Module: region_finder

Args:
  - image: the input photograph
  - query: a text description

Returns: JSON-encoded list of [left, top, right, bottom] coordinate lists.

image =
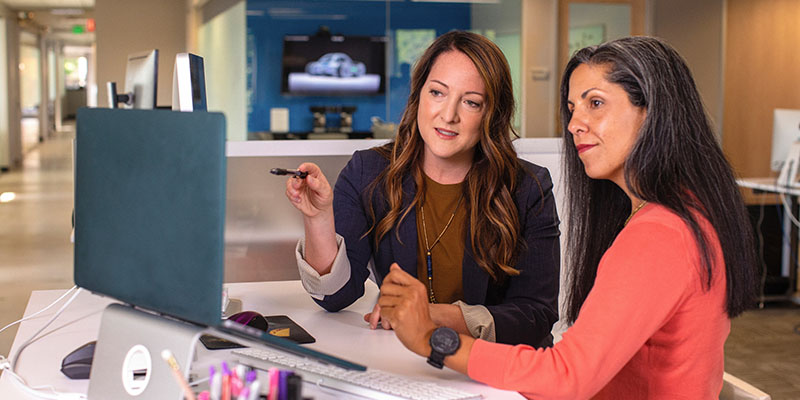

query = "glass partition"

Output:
[[245, 0, 522, 140], [568, 3, 631, 56]]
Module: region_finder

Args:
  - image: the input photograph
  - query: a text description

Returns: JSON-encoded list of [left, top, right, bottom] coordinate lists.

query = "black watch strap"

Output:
[[427, 327, 459, 369], [427, 349, 446, 369]]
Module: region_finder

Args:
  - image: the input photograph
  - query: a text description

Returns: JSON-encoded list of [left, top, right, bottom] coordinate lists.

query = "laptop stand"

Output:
[[88, 303, 204, 399]]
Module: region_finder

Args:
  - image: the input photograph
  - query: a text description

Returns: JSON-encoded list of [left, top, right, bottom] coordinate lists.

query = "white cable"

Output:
[[780, 193, 800, 225], [779, 192, 800, 228], [0, 286, 77, 335], [0, 357, 82, 399], [0, 287, 88, 399], [11, 287, 83, 370], [755, 197, 768, 307]]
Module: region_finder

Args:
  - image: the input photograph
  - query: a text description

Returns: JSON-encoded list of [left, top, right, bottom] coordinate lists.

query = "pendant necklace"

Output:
[[420, 195, 463, 303]]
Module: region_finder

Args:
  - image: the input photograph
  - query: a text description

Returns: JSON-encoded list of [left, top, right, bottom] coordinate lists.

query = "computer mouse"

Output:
[[227, 311, 269, 331], [61, 340, 96, 380]]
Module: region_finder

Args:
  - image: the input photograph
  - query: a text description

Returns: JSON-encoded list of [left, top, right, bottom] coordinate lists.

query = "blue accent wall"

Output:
[[246, 0, 471, 134]]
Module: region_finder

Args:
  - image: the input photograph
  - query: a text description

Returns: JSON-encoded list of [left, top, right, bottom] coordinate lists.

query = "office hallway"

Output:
[[0, 127, 75, 359], [0, 132, 799, 398]]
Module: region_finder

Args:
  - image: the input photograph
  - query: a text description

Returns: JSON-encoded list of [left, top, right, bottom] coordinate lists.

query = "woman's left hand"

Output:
[[378, 264, 437, 357], [363, 303, 393, 330]]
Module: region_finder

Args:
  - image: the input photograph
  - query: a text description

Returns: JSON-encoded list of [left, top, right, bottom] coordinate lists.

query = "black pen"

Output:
[[270, 168, 308, 179]]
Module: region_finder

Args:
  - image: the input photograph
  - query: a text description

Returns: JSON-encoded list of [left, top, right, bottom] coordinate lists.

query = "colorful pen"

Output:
[[246, 379, 261, 400], [231, 370, 243, 397], [237, 387, 250, 400], [236, 365, 248, 383], [278, 371, 291, 400], [210, 366, 222, 400], [161, 349, 197, 400], [286, 373, 301, 400], [221, 362, 231, 400], [268, 368, 279, 400]]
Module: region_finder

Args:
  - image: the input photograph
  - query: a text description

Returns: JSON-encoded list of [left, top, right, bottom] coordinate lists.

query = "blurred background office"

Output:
[[0, 0, 798, 398]]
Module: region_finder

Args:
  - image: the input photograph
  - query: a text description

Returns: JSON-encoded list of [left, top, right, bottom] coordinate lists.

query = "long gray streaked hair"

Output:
[[559, 36, 758, 323]]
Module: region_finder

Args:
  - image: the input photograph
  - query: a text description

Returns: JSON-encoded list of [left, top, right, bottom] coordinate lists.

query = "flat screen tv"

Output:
[[281, 34, 387, 96]]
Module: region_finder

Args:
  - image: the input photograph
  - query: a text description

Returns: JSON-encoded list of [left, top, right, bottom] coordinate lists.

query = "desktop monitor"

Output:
[[172, 53, 207, 112], [107, 49, 159, 109], [770, 108, 800, 172]]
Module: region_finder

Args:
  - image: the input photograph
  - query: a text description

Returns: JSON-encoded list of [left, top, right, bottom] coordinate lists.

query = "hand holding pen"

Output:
[[280, 163, 333, 219], [280, 162, 338, 276]]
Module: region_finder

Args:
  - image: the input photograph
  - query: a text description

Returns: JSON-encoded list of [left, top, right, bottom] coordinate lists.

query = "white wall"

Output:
[[199, 0, 247, 141], [1, 7, 22, 168], [522, 0, 558, 138], [95, 0, 187, 108], [0, 16, 8, 169], [653, 0, 724, 136]]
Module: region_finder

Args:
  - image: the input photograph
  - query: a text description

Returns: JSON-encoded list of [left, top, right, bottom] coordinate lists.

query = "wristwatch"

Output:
[[427, 327, 460, 369]]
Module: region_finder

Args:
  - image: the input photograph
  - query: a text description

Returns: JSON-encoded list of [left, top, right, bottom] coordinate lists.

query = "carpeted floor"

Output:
[[724, 301, 800, 399]]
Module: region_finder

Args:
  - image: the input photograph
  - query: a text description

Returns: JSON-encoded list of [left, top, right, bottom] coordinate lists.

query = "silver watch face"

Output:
[[431, 327, 460, 354]]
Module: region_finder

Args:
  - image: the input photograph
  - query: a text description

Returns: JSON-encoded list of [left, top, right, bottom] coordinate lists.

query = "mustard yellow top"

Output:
[[415, 174, 467, 304]]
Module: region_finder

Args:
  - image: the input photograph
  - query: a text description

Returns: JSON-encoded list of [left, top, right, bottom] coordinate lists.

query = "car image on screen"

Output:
[[305, 53, 367, 78]]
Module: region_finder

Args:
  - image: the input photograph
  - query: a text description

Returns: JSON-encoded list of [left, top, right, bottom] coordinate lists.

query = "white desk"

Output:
[[737, 177, 800, 197], [737, 178, 800, 302], [0, 281, 522, 399]]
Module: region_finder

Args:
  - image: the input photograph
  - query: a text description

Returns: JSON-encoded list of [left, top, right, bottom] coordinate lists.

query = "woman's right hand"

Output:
[[285, 162, 333, 219]]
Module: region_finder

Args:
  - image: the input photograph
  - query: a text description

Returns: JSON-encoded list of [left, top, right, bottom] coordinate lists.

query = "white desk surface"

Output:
[[0, 281, 522, 399], [737, 177, 800, 196]]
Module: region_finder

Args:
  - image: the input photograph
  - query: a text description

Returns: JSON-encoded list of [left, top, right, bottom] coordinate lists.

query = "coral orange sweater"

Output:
[[467, 204, 729, 399]]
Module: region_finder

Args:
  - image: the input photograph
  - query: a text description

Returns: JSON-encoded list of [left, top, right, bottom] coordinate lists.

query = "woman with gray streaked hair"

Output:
[[376, 36, 758, 399]]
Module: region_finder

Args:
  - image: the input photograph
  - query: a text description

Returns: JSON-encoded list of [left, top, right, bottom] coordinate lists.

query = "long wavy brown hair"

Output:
[[367, 31, 523, 281]]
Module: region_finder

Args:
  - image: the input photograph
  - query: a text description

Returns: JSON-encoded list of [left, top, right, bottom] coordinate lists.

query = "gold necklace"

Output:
[[625, 200, 648, 226], [420, 195, 463, 303]]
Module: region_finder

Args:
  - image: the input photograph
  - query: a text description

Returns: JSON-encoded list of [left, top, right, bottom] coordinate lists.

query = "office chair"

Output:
[[719, 372, 771, 400]]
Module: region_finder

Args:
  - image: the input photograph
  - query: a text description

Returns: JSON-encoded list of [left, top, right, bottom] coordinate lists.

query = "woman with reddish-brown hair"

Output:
[[283, 31, 561, 347]]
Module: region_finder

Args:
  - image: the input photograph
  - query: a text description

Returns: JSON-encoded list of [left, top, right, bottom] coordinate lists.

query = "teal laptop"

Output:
[[74, 108, 364, 372], [75, 108, 227, 326]]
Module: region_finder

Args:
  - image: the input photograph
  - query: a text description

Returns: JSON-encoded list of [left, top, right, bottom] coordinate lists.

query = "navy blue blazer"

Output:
[[316, 149, 561, 347]]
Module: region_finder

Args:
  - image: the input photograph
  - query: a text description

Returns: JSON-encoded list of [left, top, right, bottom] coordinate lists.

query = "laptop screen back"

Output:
[[74, 108, 226, 327]]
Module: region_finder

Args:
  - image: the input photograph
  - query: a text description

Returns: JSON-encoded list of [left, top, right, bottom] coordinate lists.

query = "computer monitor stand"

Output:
[[777, 141, 800, 187], [87, 303, 204, 399]]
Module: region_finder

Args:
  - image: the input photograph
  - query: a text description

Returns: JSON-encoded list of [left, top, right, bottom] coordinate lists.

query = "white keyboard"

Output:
[[232, 347, 482, 400]]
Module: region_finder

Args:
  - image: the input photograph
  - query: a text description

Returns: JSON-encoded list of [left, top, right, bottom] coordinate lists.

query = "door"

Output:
[[558, 0, 645, 74]]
